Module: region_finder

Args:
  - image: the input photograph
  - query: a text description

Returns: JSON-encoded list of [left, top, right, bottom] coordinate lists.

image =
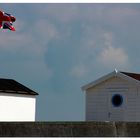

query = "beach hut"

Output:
[[0, 78, 38, 121], [82, 70, 140, 121]]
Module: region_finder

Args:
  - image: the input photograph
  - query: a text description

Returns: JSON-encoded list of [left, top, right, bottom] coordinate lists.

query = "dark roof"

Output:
[[121, 72, 140, 81], [0, 78, 38, 96]]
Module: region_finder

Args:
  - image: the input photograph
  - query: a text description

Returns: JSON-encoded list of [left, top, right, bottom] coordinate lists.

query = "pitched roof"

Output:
[[120, 72, 140, 81], [82, 70, 140, 90], [0, 78, 38, 96]]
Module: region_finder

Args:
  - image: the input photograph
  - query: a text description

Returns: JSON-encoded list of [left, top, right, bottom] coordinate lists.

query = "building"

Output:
[[82, 70, 140, 121], [0, 78, 38, 121]]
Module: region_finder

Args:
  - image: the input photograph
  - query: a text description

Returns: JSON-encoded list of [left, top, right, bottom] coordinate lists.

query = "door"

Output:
[[108, 90, 126, 121]]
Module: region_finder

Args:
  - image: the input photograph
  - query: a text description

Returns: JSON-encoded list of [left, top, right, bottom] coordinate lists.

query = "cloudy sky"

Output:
[[0, 3, 140, 121]]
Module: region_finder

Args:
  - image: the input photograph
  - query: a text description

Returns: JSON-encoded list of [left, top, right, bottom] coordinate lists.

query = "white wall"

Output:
[[0, 93, 36, 121], [86, 88, 108, 121]]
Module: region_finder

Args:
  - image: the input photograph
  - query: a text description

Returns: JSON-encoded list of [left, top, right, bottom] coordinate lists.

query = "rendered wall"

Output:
[[0, 122, 140, 137], [0, 93, 36, 121]]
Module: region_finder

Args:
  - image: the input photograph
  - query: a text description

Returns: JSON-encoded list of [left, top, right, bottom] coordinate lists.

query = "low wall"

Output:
[[0, 122, 139, 137]]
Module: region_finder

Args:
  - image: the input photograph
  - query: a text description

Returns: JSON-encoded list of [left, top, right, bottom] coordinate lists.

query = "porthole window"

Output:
[[111, 94, 123, 107]]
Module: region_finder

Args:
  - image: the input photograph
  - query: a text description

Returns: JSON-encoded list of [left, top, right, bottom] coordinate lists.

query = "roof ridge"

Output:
[[82, 70, 140, 90]]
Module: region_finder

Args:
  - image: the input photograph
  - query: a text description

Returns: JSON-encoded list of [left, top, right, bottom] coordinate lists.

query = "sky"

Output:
[[0, 3, 140, 121]]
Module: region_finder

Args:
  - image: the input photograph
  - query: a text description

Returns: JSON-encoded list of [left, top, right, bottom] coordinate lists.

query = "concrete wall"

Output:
[[0, 122, 140, 137], [0, 93, 36, 121]]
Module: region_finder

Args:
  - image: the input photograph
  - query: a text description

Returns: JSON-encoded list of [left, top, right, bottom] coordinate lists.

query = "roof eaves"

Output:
[[82, 70, 118, 91], [0, 90, 38, 96], [82, 70, 140, 91], [118, 72, 140, 86]]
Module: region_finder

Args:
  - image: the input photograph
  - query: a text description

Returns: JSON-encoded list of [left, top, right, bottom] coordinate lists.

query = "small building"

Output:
[[0, 78, 38, 121], [82, 70, 140, 122]]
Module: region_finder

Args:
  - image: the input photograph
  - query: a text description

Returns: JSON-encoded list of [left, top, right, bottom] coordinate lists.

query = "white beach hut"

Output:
[[82, 70, 140, 121], [0, 78, 38, 121]]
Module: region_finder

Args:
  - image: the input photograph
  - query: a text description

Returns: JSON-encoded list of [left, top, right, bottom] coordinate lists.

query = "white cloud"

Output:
[[78, 27, 129, 71], [38, 4, 140, 25], [70, 64, 88, 78], [0, 4, 133, 82], [104, 7, 140, 24], [97, 31, 129, 67], [0, 18, 61, 58], [0, 18, 56, 82], [14, 18, 26, 32], [98, 46, 128, 67], [40, 4, 80, 23], [103, 32, 113, 47], [33, 20, 60, 42]]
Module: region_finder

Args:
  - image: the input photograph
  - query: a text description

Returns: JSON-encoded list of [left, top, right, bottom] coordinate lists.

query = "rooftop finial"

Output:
[[115, 68, 118, 73]]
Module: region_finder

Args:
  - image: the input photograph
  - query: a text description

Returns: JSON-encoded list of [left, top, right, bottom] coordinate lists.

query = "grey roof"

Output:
[[0, 78, 38, 96]]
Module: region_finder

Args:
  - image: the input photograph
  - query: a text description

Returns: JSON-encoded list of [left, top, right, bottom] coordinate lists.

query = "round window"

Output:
[[111, 94, 123, 107]]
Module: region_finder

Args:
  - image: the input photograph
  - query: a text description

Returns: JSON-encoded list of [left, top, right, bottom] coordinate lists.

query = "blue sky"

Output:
[[0, 3, 140, 121]]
